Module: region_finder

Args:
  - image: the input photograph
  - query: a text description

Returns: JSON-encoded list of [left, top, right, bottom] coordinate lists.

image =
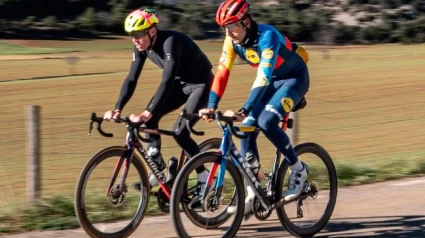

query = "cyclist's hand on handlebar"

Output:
[[129, 113, 142, 123], [198, 108, 215, 122], [223, 110, 245, 122], [141, 110, 152, 122], [130, 110, 152, 123], [103, 109, 121, 121]]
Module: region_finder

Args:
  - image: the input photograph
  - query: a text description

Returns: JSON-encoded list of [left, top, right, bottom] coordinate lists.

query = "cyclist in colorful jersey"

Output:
[[199, 0, 310, 216], [104, 8, 213, 192]]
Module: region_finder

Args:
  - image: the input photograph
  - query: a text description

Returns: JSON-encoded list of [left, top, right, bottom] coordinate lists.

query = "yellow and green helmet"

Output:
[[124, 8, 159, 33]]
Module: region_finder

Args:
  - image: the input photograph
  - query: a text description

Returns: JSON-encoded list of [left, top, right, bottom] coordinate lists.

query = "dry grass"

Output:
[[1, 39, 425, 210]]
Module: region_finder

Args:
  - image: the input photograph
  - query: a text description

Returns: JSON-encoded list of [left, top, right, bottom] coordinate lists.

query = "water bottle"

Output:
[[147, 147, 166, 185], [147, 147, 166, 171], [246, 152, 265, 181], [148, 173, 159, 187], [166, 156, 178, 184]]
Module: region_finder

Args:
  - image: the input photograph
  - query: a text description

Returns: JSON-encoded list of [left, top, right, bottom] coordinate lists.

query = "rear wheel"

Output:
[[276, 143, 338, 237], [74, 146, 149, 238]]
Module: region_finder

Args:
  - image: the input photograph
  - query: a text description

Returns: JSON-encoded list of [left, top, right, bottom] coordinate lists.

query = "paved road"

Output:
[[3, 177, 425, 238]]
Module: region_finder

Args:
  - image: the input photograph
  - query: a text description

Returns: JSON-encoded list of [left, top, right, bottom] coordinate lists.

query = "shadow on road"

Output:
[[217, 215, 425, 238], [321, 215, 425, 238]]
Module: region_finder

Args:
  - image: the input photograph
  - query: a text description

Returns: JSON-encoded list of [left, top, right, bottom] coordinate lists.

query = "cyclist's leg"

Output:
[[173, 71, 214, 167], [240, 83, 277, 163], [240, 117, 260, 163], [228, 92, 274, 216], [176, 72, 215, 208], [257, 70, 309, 200], [144, 83, 187, 169], [233, 125, 260, 216], [131, 84, 187, 190]]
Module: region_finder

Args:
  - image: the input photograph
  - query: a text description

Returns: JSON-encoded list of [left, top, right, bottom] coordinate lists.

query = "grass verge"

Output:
[[0, 40, 76, 55]]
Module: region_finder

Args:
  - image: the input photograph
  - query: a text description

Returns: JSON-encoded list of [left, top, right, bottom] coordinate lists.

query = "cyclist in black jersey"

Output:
[[103, 8, 213, 193]]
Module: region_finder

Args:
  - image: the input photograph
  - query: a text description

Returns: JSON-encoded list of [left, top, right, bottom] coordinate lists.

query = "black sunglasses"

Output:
[[129, 30, 149, 38]]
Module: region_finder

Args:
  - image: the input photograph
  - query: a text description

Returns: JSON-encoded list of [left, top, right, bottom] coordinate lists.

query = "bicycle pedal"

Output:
[[244, 212, 254, 221], [180, 196, 192, 204]]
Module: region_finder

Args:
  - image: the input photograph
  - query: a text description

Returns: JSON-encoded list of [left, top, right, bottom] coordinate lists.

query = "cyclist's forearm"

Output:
[[115, 47, 146, 110], [207, 65, 231, 109], [145, 54, 179, 113], [146, 36, 181, 113], [115, 76, 138, 110], [207, 91, 220, 109]]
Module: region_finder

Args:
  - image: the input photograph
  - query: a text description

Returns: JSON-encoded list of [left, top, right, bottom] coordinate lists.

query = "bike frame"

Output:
[[106, 127, 180, 199], [203, 114, 292, 211], [88, 110, 201, 201]]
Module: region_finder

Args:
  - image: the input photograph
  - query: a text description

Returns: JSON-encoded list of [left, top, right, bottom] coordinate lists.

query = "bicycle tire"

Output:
[[74, 146, 149, 238], [182, 137, 235, 228], [198, 137, 222, 153], [170, 152, 245, 238], [275, 142, 338, 238]]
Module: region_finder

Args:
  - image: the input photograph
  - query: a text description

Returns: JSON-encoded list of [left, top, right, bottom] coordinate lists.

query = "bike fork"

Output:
[[106, 149, 133, 195]]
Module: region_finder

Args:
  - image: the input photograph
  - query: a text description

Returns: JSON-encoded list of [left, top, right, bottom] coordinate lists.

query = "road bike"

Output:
[[170, 97, 338, 237], [74, 109, 225, 238]]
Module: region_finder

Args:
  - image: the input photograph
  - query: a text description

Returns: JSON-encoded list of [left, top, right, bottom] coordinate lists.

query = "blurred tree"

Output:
[[42, 16, 57, 27], [0, 0, 424, 43], [76, 7, 97, 30], [333, 23, 359, 44]]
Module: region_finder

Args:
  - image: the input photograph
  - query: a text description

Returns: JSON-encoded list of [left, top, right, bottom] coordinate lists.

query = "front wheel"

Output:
[[74, 146, 149, 238], [275, 143, 338, 237], [181, 137, 230, 228], [170, 152, 245, 238]]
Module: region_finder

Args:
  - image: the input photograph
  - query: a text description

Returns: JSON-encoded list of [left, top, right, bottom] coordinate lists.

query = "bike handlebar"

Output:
[[200, 111, 248, 139], [178, 109, 205, 136], [88, 109, 206, 141], [88, 112, 115, 138]]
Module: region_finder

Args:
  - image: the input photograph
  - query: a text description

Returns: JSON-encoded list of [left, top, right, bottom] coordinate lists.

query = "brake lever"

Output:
[[88, 112, 98, 136], [88, 112, 114, 137], [88, 120, 94, 136]]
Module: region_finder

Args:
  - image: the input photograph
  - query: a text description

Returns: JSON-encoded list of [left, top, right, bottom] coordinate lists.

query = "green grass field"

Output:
[[0, 38, 425, 232]]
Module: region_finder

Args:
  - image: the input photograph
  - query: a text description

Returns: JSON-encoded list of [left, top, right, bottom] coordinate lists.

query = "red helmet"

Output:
[[216, 0, 251, 26]]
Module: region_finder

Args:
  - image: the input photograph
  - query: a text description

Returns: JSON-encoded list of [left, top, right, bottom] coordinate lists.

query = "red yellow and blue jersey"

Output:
[[208, 24, 308, 112]]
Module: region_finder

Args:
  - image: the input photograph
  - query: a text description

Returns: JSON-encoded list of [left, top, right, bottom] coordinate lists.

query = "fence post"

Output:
[[26, 105, 41, 203], [288, 112, 298, 146]]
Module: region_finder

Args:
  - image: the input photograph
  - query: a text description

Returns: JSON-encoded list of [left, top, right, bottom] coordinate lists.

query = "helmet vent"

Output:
[[231, 3, 244, 16]]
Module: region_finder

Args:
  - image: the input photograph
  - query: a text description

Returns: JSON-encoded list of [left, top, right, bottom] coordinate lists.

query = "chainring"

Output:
[[252, 196, 272, 221]]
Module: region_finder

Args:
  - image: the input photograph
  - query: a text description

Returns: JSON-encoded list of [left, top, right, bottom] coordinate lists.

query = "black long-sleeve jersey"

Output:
[[115, 30, 213, 114]]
